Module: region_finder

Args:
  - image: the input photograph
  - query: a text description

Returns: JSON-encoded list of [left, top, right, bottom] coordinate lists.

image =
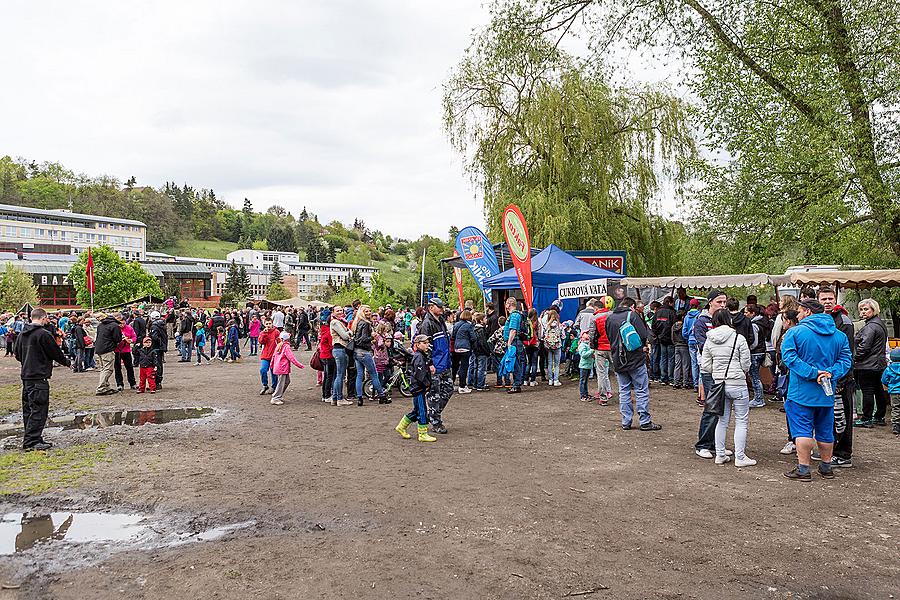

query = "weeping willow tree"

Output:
[[443, 1, 698, 275]]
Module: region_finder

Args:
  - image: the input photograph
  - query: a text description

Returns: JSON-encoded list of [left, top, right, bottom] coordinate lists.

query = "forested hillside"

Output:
[[0, 156, 480, 306]]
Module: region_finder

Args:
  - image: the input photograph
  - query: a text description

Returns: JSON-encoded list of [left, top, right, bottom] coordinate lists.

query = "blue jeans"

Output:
[[473, 355, 488, 389], [688, 344, 700, 388], [249, 337, 258, 355], [467, 356, 477, 387], [548, 348, 561, 382], [512, 340, 526, 387], [525, 346, 539, 382], [406, 393, 428, 425], [616, 364, 651, 426], [332, 347, 348, 401], [355, 350, 384, 398], [181, 339, 193, 362], [750, 354, 765, 404], [658, 344, 674, 383], [579, 367, 592, 398], [260, 358, 278, 389]]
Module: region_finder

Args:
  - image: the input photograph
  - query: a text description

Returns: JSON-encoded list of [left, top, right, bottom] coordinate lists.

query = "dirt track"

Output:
[[1, 350, 898, 600]]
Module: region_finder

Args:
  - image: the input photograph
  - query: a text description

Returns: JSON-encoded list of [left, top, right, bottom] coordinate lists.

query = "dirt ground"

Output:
[[0, 349, 897, 600]]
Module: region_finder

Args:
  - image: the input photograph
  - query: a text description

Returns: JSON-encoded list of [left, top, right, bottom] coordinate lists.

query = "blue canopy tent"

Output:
[[482, 244, 624, 321]]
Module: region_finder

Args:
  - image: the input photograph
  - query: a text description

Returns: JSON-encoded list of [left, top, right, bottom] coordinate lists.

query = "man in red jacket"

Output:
[[593, 296, 614, 404]]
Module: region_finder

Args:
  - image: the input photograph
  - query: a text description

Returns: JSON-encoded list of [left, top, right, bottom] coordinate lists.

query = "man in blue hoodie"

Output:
[[681, 298, 702, 390], [780, 299, 852, 481]]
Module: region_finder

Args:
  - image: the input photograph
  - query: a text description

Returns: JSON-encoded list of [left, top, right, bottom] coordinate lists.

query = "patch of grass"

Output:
[[154, 238, 238, 260], [0, 443, 109, 495], [0, 384, 86, 417], [373, 254, 417, 293]]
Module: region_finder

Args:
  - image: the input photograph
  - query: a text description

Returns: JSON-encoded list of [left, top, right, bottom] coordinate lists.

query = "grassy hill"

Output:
[[155, 239, 239, 259]]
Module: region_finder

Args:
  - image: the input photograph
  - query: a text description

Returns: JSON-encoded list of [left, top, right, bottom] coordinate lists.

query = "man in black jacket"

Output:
[[14, 308, 70, 451], [605, 297, 662, 431], [652, 296, 677, 385], [131, 311, 147, 348], [178, 311, 195, 362], [818, 287, 855, 467], [94, 313, 123, 396]]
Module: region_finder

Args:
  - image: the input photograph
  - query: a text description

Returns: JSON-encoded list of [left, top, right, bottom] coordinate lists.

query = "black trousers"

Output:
[[857, 369, 888, 421], [22, 379, 50, 449], [155, 352, 165, 385], [833, 379, 855, 459], [695, 374, 718, 451], [115, 352, 136, 388], [322, 357, 335, 399]]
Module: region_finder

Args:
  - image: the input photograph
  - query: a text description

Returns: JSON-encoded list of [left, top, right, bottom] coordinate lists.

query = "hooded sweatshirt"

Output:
[[682, 308, 701, 345], [419, 311, 450, 373], [881, 361, 900, 394], [780, 312, 853, 407], [15, 323, 70, 380], [700, 326, 751, 384]]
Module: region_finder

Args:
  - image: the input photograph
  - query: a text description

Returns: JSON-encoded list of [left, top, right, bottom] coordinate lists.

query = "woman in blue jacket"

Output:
[[451, 310, 476, 394]]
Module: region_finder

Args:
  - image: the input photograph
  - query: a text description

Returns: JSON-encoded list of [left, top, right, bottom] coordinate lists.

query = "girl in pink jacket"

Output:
[[270, 331, 305, 405]]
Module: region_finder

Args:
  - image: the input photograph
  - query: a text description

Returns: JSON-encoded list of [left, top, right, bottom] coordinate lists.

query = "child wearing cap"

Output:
[[194, 322, 211, 365], [134, 337, 159, 393], [881, 348, 900, 435], [395, 334, 437, 442], [270, 331, 305, 405]]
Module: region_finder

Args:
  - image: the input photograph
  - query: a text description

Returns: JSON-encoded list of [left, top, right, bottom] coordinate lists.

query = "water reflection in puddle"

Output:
[[0, 511, 254, 556], [0, 408, 215, 438], [0, 512, 146, 555]]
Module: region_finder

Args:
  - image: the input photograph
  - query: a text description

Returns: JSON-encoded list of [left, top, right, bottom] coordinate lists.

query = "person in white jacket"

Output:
[[701, 309, 754, 467]]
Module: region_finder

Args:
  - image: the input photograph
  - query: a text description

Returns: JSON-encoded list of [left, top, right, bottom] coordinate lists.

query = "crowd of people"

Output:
[[5, 287, 898, 468]]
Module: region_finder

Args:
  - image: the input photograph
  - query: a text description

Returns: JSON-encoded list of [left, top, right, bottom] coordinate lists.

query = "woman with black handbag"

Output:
[[700, 309, 754, 467]]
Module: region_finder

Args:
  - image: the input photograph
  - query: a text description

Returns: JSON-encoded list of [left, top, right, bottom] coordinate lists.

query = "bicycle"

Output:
[[363, 366, 413, 399]]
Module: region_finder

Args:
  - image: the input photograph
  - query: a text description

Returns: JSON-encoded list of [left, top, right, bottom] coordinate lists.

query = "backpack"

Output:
[[544, 323, 562, 350], [619, 312, 642, 352], [515, 311, 530, 342]]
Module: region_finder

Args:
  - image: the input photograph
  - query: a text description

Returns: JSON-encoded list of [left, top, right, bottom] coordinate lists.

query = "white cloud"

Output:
[[0, 0, 489, 240]]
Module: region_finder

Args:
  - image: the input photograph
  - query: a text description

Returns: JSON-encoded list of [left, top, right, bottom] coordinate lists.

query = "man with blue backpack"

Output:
[[605, 297, 662, 431]]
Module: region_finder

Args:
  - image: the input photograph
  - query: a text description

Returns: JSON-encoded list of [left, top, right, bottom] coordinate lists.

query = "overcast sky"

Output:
[[1, 1, 497, 240]]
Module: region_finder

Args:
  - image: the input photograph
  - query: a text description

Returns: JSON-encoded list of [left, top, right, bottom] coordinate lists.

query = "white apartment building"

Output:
[[0, 203, 147, 261], [286, 261, 378, 298], [225, 249, 299, 272], [211, 269, 271, 299], [224, 249, 377, 299]]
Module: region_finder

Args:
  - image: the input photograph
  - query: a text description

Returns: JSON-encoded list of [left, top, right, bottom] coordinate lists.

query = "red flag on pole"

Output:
[[86, 247, 95, 294], [502, 203, 533, 309], [452, 250, 465, 309]]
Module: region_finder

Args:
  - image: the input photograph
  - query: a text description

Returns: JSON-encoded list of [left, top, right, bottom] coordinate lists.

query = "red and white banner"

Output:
[[86, 247, 95, 294], [452, 250, 465, 309], [502, 203, 533, 309]]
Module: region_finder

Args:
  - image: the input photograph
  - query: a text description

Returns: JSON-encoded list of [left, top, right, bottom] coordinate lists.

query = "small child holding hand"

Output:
[[395, 334, 437, 442]]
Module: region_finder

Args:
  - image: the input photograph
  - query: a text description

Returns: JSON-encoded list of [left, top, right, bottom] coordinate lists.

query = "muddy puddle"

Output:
[[0, 509, 254, 578], [0, 407, 215, 439]]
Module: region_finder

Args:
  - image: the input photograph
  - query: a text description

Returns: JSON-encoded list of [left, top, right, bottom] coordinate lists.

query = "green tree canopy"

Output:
[[0, 263, 39, 312], [68, 246, 162, 308]]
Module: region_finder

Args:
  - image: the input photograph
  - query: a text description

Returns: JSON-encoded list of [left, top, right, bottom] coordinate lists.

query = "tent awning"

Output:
[[782, 269, 900, 290], [620, 273, 774, 289], [483, 244, 624, 289]]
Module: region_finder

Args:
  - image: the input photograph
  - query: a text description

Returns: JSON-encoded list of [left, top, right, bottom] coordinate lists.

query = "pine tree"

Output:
[[299, 207, 309, 221], [269, 261, 284, 285], [237, 265, 251, 297]]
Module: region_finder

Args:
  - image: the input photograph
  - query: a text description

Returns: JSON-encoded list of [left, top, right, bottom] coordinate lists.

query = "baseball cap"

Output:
[[413, 334, 431, 344], [706, 290, 726, 304], [890, 348, 900, 362], [689, 298, 700, 308], [279, 331, 291, 340], [428, 297, 445, 308], [150, 311, 161, 320]]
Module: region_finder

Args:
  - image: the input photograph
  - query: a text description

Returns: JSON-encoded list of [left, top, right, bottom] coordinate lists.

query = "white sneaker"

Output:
[[695, 449, 714, 459], [323, 397, 331, 402], [714, 455, 732, 465], [724, 449, 733, 456], [735, 456, 757, 467], [780, 441, 796, 455], [553, 381, 562, 386], [270, 398, 283, 405], [458, 387, 472, 394], [336, 399, 353, 406], [549, 381, 554, 386]]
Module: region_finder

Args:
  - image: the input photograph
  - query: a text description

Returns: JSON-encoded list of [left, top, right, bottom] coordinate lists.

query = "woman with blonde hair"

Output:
[[769, 294, 799, 347], [351, 305, 388, 405], [854, 298, 889, 427]]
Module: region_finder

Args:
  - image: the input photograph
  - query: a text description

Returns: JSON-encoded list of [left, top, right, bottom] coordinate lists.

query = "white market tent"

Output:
[[619, 270, 900, 291]]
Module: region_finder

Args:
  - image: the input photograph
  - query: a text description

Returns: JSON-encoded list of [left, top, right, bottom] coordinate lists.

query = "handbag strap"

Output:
[[722, 333, 739, 379]]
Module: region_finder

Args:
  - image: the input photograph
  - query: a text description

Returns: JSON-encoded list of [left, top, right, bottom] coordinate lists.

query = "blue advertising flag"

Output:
[[455, 226, 501, 304]]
